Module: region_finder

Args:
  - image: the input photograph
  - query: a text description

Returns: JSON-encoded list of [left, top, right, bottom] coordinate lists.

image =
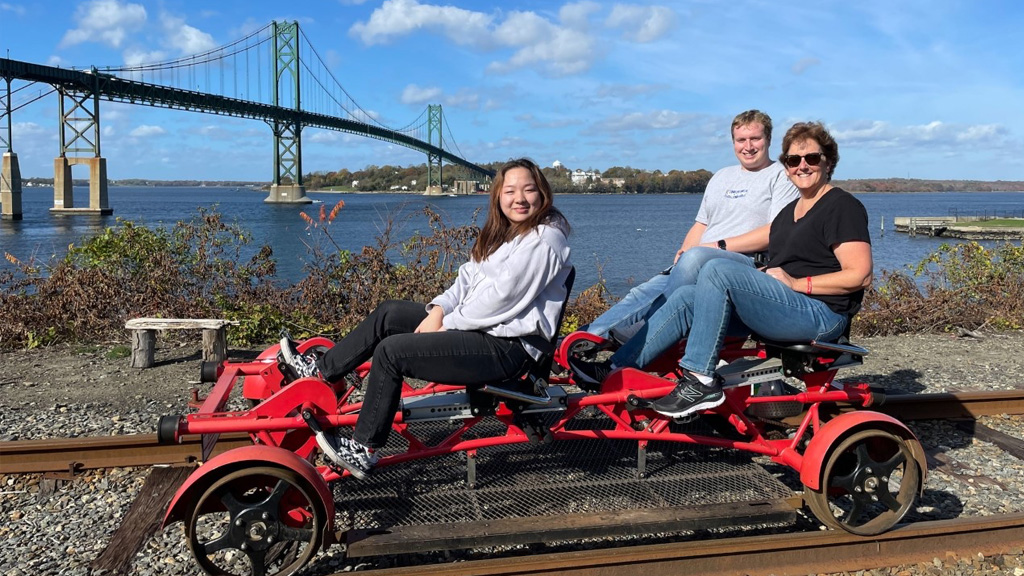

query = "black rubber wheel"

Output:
[[185, 466, 326, 576], [157, 415, 182, 444], [200, 361, 221, 383]]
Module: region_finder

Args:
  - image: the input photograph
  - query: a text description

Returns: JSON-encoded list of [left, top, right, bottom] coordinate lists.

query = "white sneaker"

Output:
[[279, 337, 321, 380], [315, 431, 378, 480]]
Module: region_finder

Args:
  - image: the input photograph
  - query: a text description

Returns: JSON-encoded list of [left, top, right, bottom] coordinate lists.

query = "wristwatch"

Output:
[[717, 239, 727, 250]]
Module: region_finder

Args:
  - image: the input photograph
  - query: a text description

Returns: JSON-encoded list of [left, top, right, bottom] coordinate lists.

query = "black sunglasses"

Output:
[[781, 152, 825, 168]]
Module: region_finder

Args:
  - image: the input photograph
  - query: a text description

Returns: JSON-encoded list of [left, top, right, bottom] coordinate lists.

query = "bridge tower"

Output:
[[1, 75, 23, 220], [265, 20, 311, 204], [424, 104, 443, 195], [52, 67, 112, 215]]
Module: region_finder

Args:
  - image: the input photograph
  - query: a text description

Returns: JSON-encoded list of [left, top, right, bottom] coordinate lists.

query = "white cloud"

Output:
[[60, 0, 147, 48], [349, 0, 493, 46], [401, 84, 481, 110], [489, 15, 597, 76], [441, 89, 480, 109], [1, 3, 27, 15], [831, 120, 1010, 148], [605, 4, 675, 43], [595, 83, 669, 99], [955, 124, 1005, 142], [308, 131, 341, 143], [560, 2, 602, 29], [351, 0, 601, 76], [130, 125, 166, 137], [349, 109, 381, 124], [515, 113, 582, 130], [598, 110, 698, 132], [122, 47, 167, 67], [161, 13, 217, 55], [401, 84, 443, 105], [791, 57, 821, 75], [12, 121, 46, 138]]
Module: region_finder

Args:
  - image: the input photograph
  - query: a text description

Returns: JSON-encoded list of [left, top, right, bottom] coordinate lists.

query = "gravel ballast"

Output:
[[2, 332, 1023, 575]]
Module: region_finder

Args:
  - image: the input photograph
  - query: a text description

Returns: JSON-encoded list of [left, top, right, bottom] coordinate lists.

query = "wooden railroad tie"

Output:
[[124, 317, 239, 369]]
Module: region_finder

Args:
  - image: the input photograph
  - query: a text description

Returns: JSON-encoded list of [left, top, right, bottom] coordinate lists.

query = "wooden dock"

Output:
[[893, 217, 1024, 240]]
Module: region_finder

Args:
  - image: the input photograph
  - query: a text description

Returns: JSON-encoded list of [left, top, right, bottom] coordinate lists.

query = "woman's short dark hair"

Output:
[[781, 122, 840, 181]]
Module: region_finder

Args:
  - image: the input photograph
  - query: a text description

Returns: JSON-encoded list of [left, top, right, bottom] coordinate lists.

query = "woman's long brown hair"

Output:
[[470, 158, 569, 262]]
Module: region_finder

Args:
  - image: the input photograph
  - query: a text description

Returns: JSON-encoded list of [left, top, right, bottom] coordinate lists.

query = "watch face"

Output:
[[718, 239, 727, 250]]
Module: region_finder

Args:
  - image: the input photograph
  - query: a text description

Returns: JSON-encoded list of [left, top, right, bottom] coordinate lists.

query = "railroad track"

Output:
[[357, 513, 1024, 576], [4, 389, 1023, 474], [5, 388, 1023, 575]]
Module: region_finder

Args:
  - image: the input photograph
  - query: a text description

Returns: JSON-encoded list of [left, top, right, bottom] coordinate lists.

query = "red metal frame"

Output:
[[162, 444, 335, 534], [161, 329, 927, 547]]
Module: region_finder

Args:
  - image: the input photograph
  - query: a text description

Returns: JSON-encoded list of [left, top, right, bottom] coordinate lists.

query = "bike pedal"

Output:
[[626, 394, 653, 410]]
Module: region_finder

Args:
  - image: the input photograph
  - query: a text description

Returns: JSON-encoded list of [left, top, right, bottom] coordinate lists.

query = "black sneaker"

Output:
[[650, 371, 725, 418], [315, 431, 378, 480], [279, 337, 322, 381], [567, 356, 613, 391]]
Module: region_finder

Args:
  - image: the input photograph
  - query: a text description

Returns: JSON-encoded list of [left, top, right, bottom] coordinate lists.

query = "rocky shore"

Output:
[[2, 332, 1024, 574]]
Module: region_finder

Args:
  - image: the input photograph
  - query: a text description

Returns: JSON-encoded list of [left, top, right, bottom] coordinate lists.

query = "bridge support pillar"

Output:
[[264, 184, 310, 203], [1, 152, 22, 220], [51, 156, 112, 215]]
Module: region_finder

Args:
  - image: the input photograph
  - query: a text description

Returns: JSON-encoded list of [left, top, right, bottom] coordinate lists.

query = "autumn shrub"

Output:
[[283, 201, 480, 339], [0, 209, 282, 349], [857, 241, 1024, 335], [3, 203, 1021, 352]]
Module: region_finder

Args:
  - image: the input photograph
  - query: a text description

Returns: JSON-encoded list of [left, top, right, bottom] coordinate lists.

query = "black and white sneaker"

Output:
[[315, 431, 378, 480], [650, 371, 725, 418], [567, 356, 613, 391], [279, 337, 322, 381]]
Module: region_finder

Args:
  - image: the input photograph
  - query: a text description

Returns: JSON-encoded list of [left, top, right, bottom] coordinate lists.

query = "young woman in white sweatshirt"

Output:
[[281, 158, 572, 479]]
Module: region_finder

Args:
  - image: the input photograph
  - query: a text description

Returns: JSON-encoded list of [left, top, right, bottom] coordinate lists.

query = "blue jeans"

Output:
[[585, 247, 754, 340], [611, 259, 847, 375]]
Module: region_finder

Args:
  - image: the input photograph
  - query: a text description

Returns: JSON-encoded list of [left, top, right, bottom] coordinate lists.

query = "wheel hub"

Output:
[[233, 508, 281, 551]]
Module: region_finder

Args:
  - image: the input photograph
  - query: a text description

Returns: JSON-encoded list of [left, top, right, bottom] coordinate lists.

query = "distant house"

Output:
[[571, 169, 600, 186]]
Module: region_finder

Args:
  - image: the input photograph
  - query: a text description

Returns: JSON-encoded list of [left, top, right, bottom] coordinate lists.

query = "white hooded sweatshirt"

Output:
[[428, 222, 572, 359]]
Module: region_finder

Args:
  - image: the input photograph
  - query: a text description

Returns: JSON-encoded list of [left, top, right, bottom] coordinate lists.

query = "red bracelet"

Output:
[[806, 276, 812, 295]]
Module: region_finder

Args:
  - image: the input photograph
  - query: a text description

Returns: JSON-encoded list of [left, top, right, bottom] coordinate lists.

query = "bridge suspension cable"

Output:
[[0, 19, 493, 194]]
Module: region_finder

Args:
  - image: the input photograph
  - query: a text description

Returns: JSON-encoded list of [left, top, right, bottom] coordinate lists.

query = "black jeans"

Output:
[[317, 300, 536, 449]]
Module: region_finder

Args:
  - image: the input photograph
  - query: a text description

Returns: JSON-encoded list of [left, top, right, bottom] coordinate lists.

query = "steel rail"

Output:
[[2, 389, 1022, 475], [353, 513, 1024, 576], [0, 432, 251, 474]]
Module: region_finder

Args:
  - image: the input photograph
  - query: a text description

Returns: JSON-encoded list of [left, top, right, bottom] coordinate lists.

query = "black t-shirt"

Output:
[[766, 187, 871, 317]]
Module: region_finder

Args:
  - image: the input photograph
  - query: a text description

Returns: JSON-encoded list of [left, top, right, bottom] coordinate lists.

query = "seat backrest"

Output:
[[470, 266, 575, 409], [528, 266, 575, 377]]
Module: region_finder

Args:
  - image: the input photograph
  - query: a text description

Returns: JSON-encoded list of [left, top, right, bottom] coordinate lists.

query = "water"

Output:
[[2, 187, 1022, 296]]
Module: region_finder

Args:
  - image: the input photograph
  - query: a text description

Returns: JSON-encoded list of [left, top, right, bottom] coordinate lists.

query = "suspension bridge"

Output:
[[0, 21, 493, 220]]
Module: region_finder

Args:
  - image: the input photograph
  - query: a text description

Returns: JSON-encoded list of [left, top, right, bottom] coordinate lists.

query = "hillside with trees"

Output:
[[20, 166, 1024, 195], [832, 178, 1024, 193]]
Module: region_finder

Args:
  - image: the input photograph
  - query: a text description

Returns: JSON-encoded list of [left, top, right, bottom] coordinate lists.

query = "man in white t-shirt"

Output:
[[582, 110, 799, 347]]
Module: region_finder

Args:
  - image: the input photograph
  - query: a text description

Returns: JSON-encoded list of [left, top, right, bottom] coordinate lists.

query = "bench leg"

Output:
[[130, 329, 156, 369], [202, 327, 227, 363]]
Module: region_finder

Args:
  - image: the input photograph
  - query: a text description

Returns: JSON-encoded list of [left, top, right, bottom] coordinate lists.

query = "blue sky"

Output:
[[1, 0, 1022, 182]]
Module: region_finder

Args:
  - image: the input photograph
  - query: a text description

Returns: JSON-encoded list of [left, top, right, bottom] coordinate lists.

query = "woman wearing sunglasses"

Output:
[[569, 121, 872, 419]]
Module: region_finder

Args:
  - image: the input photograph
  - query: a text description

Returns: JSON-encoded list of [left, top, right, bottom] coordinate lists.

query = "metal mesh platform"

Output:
[[331, 411, 793, 533]]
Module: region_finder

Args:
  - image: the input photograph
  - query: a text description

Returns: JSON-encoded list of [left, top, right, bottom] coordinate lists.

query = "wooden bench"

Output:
[[125, 318, 239, 369]]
